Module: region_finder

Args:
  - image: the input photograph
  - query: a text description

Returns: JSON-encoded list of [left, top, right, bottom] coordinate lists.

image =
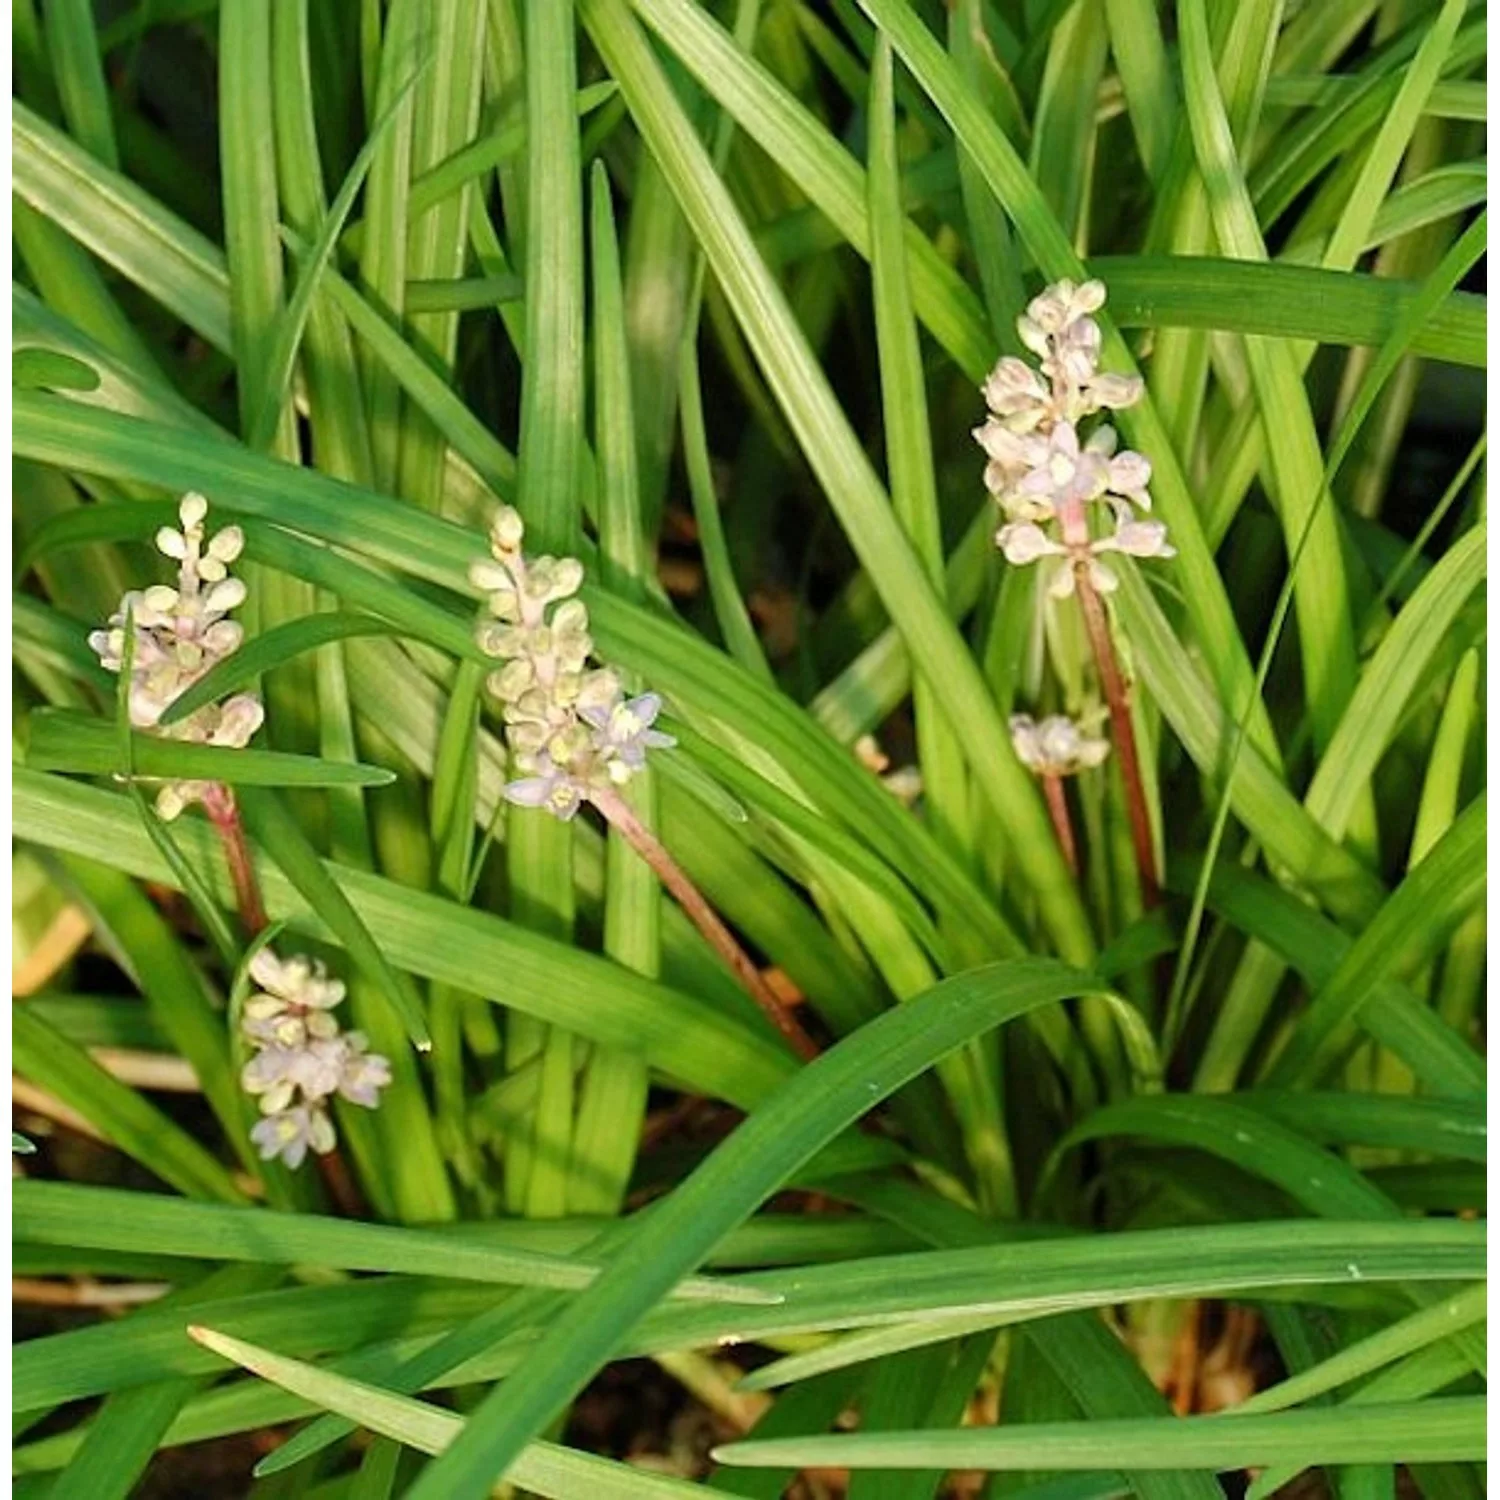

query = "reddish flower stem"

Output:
[[1040, 772, 1079, 877], [591, 785, 821, 1062], [317, 1146, 367, 1217], [203, 785, 267, 936], [1073, 563, 1161, 908]]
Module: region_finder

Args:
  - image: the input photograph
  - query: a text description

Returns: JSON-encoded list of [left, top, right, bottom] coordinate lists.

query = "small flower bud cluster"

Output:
[[470, 506, 675, 820], [86, 497, 390, 1161], [87, 494, 263, 819], [1008, 713, 1110, 778], [974, 280, 1175, 598], [240, 948, 391, 1168], [855, 733, 922, 806]]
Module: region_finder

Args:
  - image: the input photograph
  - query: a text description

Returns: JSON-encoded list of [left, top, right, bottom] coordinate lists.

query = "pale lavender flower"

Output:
[[1009, 713, 1110, 777], [979, 356, 1051, 434], [245, 949, 347, 1020], [240, 1046, 302, 1116], [996, 521, 1066, 568], [250, 1103, 337, 1169], [988, 422, 1154, 523], [88, 495, 263, 818], [581, 693, 676, 772], [502, 754, 587, 820], [289, 1036, 352, 1100], [473, 508, 674, 821], [238, 946, 390, 1167], [1080, 424, 1153, 510], [972, 423, 1051, 512], [1092, 507, 1176, 561], [337, 1034, 392, 1108], [1009, 422, 1111, 513], [975, 280, 1169, 591], [242, 999, 342, 1050], [241, 1032, 347, 1107]]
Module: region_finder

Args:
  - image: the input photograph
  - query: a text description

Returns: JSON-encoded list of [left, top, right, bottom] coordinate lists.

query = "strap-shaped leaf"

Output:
[[25, 708, 396, 789]]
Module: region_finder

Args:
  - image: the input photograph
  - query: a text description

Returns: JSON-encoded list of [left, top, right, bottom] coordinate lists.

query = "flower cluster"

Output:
[[470, 506, 675, 819], [975, 280, 1174, 598], [88, 494, 263, 819], [1009, 713, 1110, 778], [240, 948, 391, 1168], [88, 495, 394, 1164]]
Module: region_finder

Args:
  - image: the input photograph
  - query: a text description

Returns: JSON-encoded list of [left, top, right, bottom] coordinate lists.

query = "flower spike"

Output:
[[471, 506, 676, 817], [88, 494, 393, 1163], [974, 283, 1166, 906], [89, 494, 260, 818], [239, 946, 390, 1168], [975, 280, 1168, 592]]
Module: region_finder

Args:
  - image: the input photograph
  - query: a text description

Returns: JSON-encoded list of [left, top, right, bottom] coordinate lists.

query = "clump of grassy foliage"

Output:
[[10, 0, 1486, 1498]]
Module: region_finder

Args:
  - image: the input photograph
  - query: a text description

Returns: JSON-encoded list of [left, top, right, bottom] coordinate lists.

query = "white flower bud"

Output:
[[1087, 372, 1143, 411], [510, 687, 551, 722], [526, 560, 559, 599], [156, 527, 188, 559], [1017, 315, 1049, 358], [202, 621, 244, 655], [209, 526, 245, 563], [1086, 558, 1120, 594], [478, 623, 526, 658], [1106, 452, 1153, 510], [469, 559, 513, 593], [1074, 280, 1107, 315], [982, 356, 1048, 412], [490, 504, 525, 552], [997, 521, 1065, 567], [1085, 425, 1118, 458], [214, 695, 264, 749], [309, 1110, 337, 1154], [249, 949, 284, 989], [508, 720, 548, 756], [577, 668, 620, 714], [204, 578, 247, 615], [488, 658, 534, 701], [155, 784, 187, 820], [1094, 511, 1175, 560], [1010, 712, 1110, 776], [554, 629, 591, 674], [552, 599, 588, 635]]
